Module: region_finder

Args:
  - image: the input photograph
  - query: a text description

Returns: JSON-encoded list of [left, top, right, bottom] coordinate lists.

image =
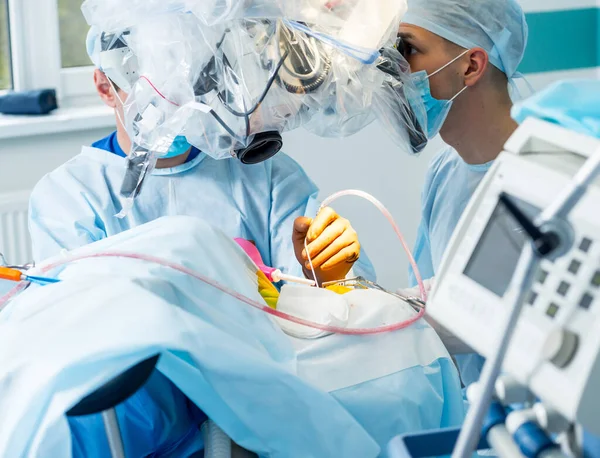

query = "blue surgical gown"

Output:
[[29, 134, 375, 280], [585, 430, 600, 458], [409, 146, 493, 387], [28, 134, 375, 456]]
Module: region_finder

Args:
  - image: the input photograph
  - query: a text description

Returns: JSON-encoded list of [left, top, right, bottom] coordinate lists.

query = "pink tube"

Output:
[[234, 238, 277, 280], [139, 76, 180, 107], [320, 190, 427, 302], [0, 282, 29, 310], [0, 190, 427, 333], [0, 251, 423, 335]]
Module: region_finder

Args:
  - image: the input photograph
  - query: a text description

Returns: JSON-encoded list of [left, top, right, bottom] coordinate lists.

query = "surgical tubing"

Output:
[[0, 251, 424, 335], [513, 423, 559, 458], [0, 191, 427, 332], [0, 282, 28, 309], [202, 420, 232, 458], [320, 190, 427, 302]]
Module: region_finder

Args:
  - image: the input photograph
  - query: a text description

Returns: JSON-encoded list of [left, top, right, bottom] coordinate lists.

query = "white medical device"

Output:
[[428, 117, 600, 437]]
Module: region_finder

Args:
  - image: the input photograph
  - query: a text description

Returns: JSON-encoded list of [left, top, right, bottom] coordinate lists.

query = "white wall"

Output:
[[0, 128, 112, 194], [284, 126, 441, 289]]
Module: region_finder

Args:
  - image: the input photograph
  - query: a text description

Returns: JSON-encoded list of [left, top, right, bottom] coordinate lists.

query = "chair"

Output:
[[66, 354, 161, 458], [66, 353, 258, 458]]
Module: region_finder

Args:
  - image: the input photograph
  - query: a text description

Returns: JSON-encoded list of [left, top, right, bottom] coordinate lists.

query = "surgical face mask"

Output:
[[159, 136, 191, 159], [108, 80, 190, 159], [409, 50, 470, 138]]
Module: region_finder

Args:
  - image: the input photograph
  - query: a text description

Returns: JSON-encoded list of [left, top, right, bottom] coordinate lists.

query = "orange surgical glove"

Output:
[[293, 207, 360, 285]]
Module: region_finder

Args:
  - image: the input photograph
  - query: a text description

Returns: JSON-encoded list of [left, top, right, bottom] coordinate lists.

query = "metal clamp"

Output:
[[322, 276, 425, 312], [0, 253, 34, 271]]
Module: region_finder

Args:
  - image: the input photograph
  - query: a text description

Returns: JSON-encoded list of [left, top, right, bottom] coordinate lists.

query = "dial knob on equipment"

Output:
[[542, 328, 579, 368]]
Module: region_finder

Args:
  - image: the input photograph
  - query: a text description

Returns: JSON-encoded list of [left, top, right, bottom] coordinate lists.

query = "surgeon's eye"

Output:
[[395, 37, 417, 58]]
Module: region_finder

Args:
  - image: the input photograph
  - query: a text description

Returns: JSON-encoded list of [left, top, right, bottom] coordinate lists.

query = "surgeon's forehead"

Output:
[[398, 23, 460, 51], [398, 23, 440, 42]]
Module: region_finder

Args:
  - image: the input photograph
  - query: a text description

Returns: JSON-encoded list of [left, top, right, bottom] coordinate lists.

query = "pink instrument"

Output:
[[234, 238, 315, 286]]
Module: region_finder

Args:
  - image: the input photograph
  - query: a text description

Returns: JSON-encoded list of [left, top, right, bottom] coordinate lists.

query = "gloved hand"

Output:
[[293, 207, 360, 285]]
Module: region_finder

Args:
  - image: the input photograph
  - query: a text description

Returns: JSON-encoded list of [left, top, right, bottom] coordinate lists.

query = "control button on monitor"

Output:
[[568, 260, 582, 275], [557, 281, 570, 297], [528, 291, 538, 305], [592, 271, 600, 288], [579, 237, 593, 253], [580, 293, 593, 310], [546, 303, 559, 318]]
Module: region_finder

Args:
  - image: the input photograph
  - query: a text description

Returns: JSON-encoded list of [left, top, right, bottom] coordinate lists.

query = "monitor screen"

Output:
[[464, 196, 540, 297]]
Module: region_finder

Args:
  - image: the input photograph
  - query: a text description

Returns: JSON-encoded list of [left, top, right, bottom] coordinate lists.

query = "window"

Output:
[[0, 0, 97, 106], [0, 0, 11, 90], [58, 0, 92, 69]]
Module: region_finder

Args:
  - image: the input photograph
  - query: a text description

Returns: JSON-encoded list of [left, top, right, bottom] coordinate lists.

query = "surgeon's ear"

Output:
[[463, 48, 489, 87], [93, 69, 118, 108]]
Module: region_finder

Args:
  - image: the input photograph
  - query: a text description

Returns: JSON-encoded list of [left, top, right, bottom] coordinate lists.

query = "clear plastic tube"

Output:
[[320, 189, 427, 302], [0, 282, 28, 309], [0, 191, 426, 333], [0, 251, 424, 335], [202, 420, 232, 458]]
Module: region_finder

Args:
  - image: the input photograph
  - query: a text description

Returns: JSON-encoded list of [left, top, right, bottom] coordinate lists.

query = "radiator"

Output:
[[0, 191, 32, 266]]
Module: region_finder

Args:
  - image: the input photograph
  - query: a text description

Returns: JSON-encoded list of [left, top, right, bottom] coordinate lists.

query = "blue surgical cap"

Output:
[[86, 26, 101, 68], [403, 0, 528, 78]]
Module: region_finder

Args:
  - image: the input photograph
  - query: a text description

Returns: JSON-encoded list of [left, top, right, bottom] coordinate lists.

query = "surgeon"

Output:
[[26, 26, 373, 457], [398, 0, 528, 387], [28, 30, 374, 287]]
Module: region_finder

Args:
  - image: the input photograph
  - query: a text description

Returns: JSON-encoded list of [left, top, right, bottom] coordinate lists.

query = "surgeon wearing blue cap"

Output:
[[26, 25, 375, 458], [28, 28, 374, 287], [400, 0, 529, 387]]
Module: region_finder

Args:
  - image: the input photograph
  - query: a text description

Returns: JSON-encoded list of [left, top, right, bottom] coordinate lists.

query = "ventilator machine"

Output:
[[390, 117, 600, 458]]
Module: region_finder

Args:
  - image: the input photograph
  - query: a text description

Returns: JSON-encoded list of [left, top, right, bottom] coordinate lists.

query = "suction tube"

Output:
[[1, 190, 427, 334], [320, 190, 427, 302]]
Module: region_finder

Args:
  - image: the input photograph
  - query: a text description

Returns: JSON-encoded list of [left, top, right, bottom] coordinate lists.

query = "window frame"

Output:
[[7, 0, 96, 106], [0, 0, 13, 93]]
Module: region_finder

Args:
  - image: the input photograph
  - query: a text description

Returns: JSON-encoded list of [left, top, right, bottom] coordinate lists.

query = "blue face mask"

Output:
[[159, 136, 192, 159], [409, 50, 469, 138]]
